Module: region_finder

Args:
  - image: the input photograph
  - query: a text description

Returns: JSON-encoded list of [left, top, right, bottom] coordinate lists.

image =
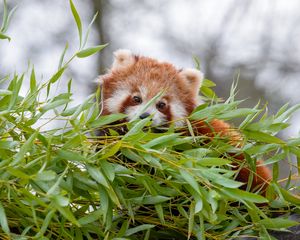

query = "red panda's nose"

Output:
[[139, 112, 150, 119]]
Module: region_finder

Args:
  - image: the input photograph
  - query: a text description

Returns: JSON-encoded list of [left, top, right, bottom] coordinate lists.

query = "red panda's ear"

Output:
[[112, 49, 136, 70], [179, 68, 204, 96]]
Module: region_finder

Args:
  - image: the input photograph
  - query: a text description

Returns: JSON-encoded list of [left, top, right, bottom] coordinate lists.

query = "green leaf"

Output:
[[46, 67, 66, 97], [8, 74, 23, 110], [76, 44, 108, 58], [220, 188, 268, 203], [78, 209, 102, 225], [196, 157, 231, 166], [52, 195, 70, 207], [58, 42, 69, 69], [54, 205, 80, 227], [0, 202, 10, 234], [8, 167, 30, 179], [0, 141, 18, 149], [99, 187, 109, 223], [49, 67, 66, 84], [219, 108, 258, 120], [30, 67, 37, 92], [279, 187, 300, 205], [57, 150, 86, 162], [155, 204, 165, 224], [35, 209, 55, 238], [69, 0, 82, 47], [131, 195, 170, 205], [0, 89, 12, 96], [200, 86, 216, 100], [82, 12, 98, 48], [190, 102, 239, 120], [125, 224, 155, 236], [193, 56, 201, 70], [87, 165, 109, 188], [183, 148, 211, 158], [0, 0, 8, 32], [200, 169, 243, 188], [123, 118, 151, 140], [188, 201, 195, 239], [35, 171, 56, 182], [179, 169, 201, 196], [47, 167, 68, 195], [258, 218, 299, 229], [143, 133, 181, 148], [275, 103, 300, 123], [243, 130, 285, 144], [0, 32, 10, 41], [35, 210, 55, 238], [202, 79, 216, 87], [121, 148, 147, 164], [12, 131, 39, 166], [88, 113, 126, 128], [100, 160, 115, 182], [1, 0, 17, 33], [40, 99, 70, 113], [62, 135, 84, 149]]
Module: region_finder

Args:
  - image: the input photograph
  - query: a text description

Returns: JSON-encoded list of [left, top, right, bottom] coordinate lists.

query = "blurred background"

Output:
[[1, 0, 300, 138]]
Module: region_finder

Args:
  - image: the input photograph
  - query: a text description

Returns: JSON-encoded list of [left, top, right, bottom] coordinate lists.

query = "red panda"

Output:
[[99, 49, 272, 191]]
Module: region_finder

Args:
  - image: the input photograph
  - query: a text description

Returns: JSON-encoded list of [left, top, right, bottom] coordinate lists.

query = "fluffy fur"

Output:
[[99, 49, 272, 191]]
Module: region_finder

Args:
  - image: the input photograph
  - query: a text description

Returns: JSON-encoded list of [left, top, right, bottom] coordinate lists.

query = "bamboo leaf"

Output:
[[76, 44, 108, 58], [188, 201, 195, 239], [12, 131, 39, 166], [30, 67, 37, 92], [125, 224, 155, 236], [258, 218, 299, 229], [143, 133, 181, 148], [54, 205, 80, 227], [35, 209, 55, 238], [219, 108, 258, 120], [57, 150, 86, 162], [58, 42, 69, 69], [180, 169, 201, 196], [243, 130, 285, 144], [196, 157, 231, 166], [0, 32, 10, 41], [88, 113, 126, 128], [78, 209, 102, 225], [130, 195, 170, 205], [87, 165, 109, 188], [0, 89, 12, 96], [220, 188, 268, 203], [69, 0, 82, 48], [40, 99, 70, 113], [0, 202, 10, 235], [49, 67, 66, 84]]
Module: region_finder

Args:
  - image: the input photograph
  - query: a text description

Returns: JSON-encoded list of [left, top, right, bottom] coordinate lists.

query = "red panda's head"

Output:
[[99, 49, 204, 126]]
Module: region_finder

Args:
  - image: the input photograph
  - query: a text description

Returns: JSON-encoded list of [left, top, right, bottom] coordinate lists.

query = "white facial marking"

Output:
[[138, 86, 148, 99], [105, 88, 130, 113], [170, 100, 188, 127]]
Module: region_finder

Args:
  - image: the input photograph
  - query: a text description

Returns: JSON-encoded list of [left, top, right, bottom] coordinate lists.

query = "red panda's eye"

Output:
[[133, 96, 142, 104], [157, 101, 166, 110]]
